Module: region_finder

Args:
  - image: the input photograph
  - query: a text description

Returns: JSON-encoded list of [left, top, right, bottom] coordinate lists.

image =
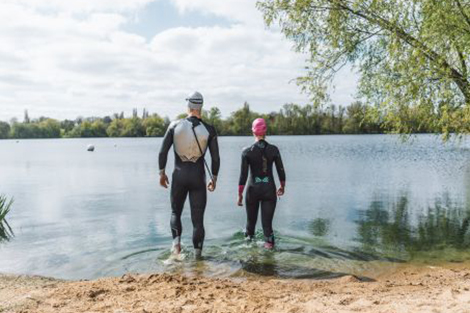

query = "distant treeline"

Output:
[[0, 102, 429, 139]]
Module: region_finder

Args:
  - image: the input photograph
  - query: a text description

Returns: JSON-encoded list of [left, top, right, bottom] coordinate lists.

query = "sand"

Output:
[[1, 263, 470, 313]]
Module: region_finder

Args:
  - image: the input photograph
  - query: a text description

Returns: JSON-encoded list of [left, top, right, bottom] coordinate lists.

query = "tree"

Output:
[[0, 121, 10, 139], [11, 123, 36, 138], [61, 120, 75, 135], [229, 102, 256, 135], [103, 116, 112, 124], [142, 108, 149, 119], [143, 115, 166, 137], [39, 119, 61, 138], [78, 121, 94, 137], [24, 110, 30, 124], [121, 117, 144, 137], [91, 120, 108, 137], [107, 119, 124, 137], [257, 0, 470, 137], [203, 107, 224, 133]]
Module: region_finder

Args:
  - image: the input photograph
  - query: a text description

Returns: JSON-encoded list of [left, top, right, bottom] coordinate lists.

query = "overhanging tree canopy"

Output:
[[257, 0, 470, 136]]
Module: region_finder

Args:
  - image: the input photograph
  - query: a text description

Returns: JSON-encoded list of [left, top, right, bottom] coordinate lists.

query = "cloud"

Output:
[[2, 0, 156, 13], [0, 0, 355, 121], [170, 0, 261, 25]]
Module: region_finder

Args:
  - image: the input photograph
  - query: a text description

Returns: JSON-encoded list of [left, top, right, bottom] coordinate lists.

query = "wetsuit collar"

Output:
[[255, 139, 268, 148], [187, 115, 202, 127], [187, 115, 202, 121]]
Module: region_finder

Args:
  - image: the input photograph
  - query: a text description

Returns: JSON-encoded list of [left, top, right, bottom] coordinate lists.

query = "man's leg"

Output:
[[188, 182, 207, 257], [170, 178, 188, 254]]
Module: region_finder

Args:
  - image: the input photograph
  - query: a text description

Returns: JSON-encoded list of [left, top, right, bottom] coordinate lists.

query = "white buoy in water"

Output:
[[87, 144, 95, 152]]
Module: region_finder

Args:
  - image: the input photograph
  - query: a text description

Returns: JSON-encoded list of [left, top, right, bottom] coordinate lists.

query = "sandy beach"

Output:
[[1, 263, 470, 313]]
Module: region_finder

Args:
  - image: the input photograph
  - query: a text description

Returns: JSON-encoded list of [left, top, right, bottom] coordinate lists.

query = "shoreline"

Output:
[[2, 263, 470, 313]]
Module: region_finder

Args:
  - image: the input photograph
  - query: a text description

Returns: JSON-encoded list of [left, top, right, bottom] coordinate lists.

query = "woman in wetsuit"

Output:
[[237, 118, 286, 249]]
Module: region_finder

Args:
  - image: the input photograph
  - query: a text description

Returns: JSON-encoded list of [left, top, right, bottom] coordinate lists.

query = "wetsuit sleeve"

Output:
[[274, 148, 286, 187], [238, 150, 249, 194], [158, 124, 174, 173], [208, 127, 220, 179]]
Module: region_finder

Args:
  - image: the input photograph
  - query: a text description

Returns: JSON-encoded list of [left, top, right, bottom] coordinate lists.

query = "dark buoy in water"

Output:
[[87, 144, 95, 152]]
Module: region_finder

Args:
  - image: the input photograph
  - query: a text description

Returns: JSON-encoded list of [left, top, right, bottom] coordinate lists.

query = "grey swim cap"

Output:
[[186, 91, 204, 110]]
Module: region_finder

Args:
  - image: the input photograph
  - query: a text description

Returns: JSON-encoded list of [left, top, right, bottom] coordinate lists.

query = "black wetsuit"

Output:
[[238, 140, 286, 244], [159, 116, 220, 250]]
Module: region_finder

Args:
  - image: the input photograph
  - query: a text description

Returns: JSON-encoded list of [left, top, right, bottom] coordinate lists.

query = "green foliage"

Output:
[[0, 102, 395, 139], [90, 120, 108, 137], [143, 114, 167, 137], [10, 118, 61, 139], [0, 121, 10, 139], [225, 102, 257, 136], [0, 195, 13, 242], [257, 0, 470, 138], [121, 117, 145, 137], [106, 119, 124, 137]]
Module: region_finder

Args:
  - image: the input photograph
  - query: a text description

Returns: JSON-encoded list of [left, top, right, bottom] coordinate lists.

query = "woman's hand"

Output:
[[277, 186, 285, 197], [237, 194, 243, 207]]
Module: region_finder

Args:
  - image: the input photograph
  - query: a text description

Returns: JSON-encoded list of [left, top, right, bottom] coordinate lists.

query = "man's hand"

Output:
[[160, 173, 169, 189], [277, 186, 285, 197], [207, 179, 216, 192], [237, 194, 243, 207]]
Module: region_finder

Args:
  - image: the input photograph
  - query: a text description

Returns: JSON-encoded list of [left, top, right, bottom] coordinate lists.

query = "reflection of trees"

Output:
[[356, 195, 470, 254], [0, 196, 13, 242], [308, 218, 330, 237]]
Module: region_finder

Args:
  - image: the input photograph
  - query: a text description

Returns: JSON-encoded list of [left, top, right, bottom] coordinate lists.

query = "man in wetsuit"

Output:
[[158, 91, 220, 258], [238, 118, 286, 249]]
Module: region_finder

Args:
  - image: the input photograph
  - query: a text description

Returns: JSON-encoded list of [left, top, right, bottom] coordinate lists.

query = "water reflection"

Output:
[[2, 136, 470, 279], [308, 218, 330, 237], [0, 196, 14, 242], [355, 194, 470, 258]]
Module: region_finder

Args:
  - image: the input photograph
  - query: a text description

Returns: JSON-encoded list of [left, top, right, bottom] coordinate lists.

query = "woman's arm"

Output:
[[274, 148, 286, 195]]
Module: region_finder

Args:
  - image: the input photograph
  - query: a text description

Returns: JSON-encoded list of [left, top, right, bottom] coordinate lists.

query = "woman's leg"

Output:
[[260, 198, 277, 246], [245, 190, 260, 240]]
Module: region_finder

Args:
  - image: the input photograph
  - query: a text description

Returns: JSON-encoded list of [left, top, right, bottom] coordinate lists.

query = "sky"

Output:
[[0, 0, 358, 121]]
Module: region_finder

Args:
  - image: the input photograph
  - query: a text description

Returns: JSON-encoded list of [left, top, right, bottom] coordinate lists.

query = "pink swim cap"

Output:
[[252, 118, 267, 136]]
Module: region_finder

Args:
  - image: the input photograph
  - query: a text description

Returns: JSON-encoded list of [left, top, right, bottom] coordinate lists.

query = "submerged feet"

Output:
[[264, 242, 274, 250], [194, 248, 202, 260], [246, 232, 276, 249], [171, 237, 204, 260], [172, 237, 181, 255], [264, 234, 275, 250]]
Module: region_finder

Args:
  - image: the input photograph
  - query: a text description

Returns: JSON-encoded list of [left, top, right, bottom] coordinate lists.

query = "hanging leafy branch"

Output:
[[257, 0, 470, 138]]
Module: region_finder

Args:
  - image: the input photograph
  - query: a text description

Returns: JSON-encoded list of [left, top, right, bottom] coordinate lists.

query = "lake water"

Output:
[[1, 135, 470, 280]]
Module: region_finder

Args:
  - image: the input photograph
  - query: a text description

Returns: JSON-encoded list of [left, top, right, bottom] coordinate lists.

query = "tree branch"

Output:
[[455, 0, 470, 31], [329, 0, 470, 103]]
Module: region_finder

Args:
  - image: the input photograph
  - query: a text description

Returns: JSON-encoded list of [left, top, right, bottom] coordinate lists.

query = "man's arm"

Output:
[[208, 127, 220, 180], [158, 123, 174, 188]]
